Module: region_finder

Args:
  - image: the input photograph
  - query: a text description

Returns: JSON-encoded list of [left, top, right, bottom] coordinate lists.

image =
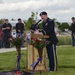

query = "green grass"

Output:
[[0, 46, 75, 75]]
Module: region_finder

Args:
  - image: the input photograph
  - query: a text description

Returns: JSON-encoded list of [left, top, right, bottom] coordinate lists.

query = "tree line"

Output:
[[0, 12, 71, 32]]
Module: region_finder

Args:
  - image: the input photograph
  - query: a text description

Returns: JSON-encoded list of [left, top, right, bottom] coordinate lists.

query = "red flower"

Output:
[[36, 39, 40, 44], [32, 38, 37, 41], [32, 44, 34, 46], [31, 44, 34, 46], [18, 35, 20, 38], [12, 38, 15, 41], [24, 40, 26, 42]]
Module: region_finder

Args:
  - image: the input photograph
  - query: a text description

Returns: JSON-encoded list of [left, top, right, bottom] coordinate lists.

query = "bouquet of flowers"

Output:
[[31, 38, 49, 58], [9, 35, 24, 47], [9, 35, 25, 70], [30, 38, 49, 72]]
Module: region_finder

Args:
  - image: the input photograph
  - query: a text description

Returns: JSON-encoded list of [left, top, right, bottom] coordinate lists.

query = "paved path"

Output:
[[0, 47, 27, 53]]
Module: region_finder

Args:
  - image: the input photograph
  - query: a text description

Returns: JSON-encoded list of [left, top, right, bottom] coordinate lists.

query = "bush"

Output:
[[59, 23, 70, 31], [57, 35, 72, 45]]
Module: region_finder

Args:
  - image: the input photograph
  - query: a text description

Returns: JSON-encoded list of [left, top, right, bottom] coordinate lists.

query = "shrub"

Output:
[[59, 23, 70, 31], [57, 35, 72, 45]]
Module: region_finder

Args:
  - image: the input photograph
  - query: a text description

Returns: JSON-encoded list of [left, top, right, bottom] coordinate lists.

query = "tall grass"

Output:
[[57, 35, 72, 45]]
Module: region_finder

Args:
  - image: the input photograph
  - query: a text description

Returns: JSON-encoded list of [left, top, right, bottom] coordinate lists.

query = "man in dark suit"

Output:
[[70, 17, 75, 46], [0, 19, 5, 48], [2, 19, 12, 48], [16, 18, 25, 47], [40, 11, 58, 71], [16, 18, 24, 37]]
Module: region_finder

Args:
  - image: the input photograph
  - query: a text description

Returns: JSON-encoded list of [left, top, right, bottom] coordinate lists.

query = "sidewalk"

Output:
[[0, 47, 27, 53]]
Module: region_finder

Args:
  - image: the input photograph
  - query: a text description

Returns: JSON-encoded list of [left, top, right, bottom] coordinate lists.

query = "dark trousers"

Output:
[[1, 34, 5, 48], [3, 33, 10, 48], [46, 44, 57, 71], [71, 33, 75, 46], [0, 38, 4, 48], [0, 40, 1, 48]]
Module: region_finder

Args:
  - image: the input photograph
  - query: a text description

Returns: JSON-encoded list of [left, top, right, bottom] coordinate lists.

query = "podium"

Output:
[[26, 33, 49, 71]]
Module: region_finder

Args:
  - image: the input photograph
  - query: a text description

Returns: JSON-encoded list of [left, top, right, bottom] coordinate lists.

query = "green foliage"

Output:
[[31, 12, 35, 19], [39, 22, 43, 29], [25, 17, 33, 30], [9, 36, 24, 46], [59, 22, 70, 31], [11, 18, 16, 21], [54, 19, 70, 31], [24, 12, 39, 30], [56, 22, 61, 28], [31, 12, 38, 20], [57, 35, 72, 45], [12, 37, 23, 46], [0, 19, 2, 24]]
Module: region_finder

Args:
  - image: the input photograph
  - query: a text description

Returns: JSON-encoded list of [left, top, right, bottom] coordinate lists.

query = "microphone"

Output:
[[38, 19, 42, 22], [35, 19, 42, 27]]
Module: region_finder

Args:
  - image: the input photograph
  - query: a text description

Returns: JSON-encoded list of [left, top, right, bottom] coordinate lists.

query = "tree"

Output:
[[39, 22, 43, 29], [53, 18, 57, 22], [53, 18, 61, 28], [24, 17, 33, 30], [59, 22, 70, 31], [25, 12, 39, 30], [31, 12, 35, 20], [11, 18, 16, 21], [56, 22, 61, 28], [31, 12, 38, 20]]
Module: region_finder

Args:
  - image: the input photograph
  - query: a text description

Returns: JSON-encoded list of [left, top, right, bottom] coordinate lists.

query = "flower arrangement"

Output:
[[31, 38, 49, 49], [31, 38, 49, 58], [30, 38, 49, 72], [9, 35, 25, 47], [9, 35, 25, 70]]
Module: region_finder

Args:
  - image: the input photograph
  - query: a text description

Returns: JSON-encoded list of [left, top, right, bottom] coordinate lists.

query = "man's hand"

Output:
[[2, 28, 7, 30], [6, 27, 10, 29], [34, 30, 43, 35], [18, 30, 21, 32], [31, 30, 34, 33]]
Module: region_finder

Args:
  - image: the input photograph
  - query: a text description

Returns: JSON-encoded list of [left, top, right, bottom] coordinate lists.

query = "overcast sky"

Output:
[[0, 0, 75, 22]]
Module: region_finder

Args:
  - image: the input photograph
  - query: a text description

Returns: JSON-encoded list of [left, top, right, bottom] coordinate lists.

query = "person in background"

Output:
[[2, 19, 12, 48], [70, 17, 75, 46], [16, 18, 25, 47], [54, 27, 59, 57], [16, 18, 24, 37], [40, 11, 58, 71], [0, 24, 2, 48], [0, 19, 5, 48], [30, 20, 39, 33]]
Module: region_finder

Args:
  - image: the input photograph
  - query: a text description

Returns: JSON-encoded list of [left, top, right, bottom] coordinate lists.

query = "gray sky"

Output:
[[0, 0, 75, 22]]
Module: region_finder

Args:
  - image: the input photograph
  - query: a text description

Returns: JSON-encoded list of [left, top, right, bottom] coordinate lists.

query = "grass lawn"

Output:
[[0, 46, 75, 75]]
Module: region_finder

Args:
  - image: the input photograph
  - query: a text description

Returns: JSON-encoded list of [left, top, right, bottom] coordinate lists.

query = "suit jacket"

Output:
[[16, 23, 24, 33], [70, 22, 75, 33], [42, 18, 58, 44]]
